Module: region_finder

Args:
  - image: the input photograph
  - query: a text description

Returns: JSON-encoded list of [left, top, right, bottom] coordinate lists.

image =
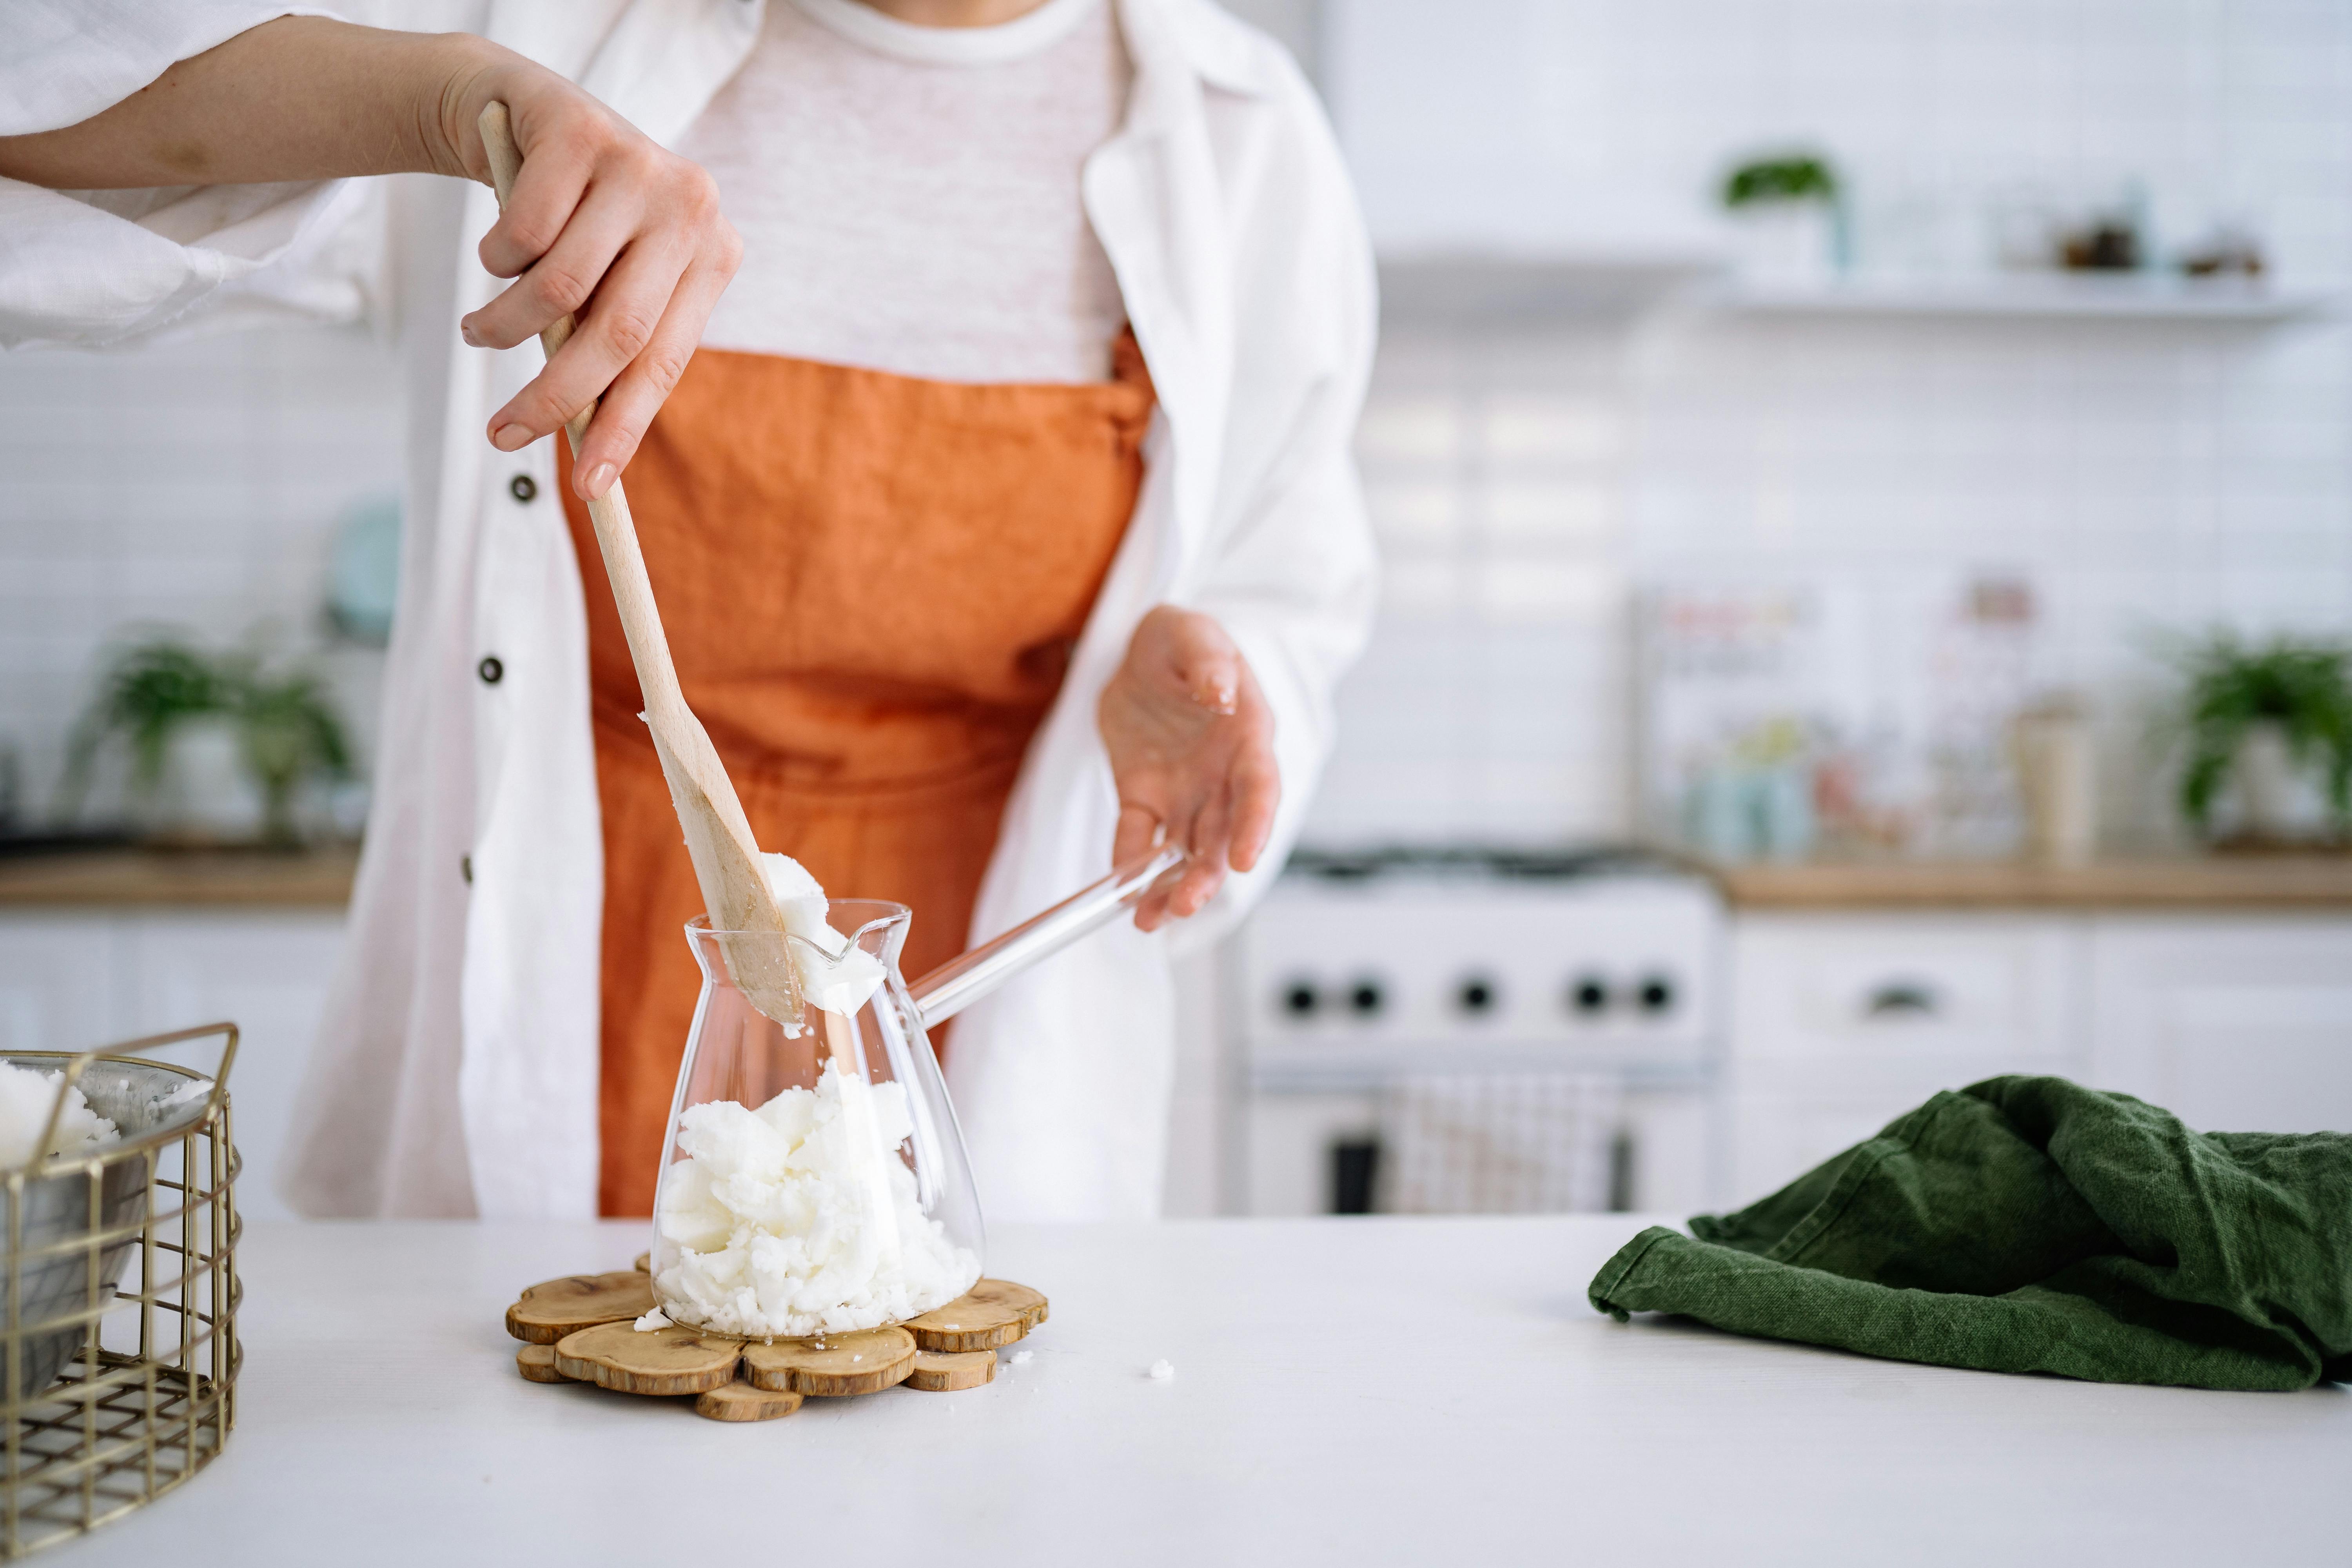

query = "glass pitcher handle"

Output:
[[907, 843, 1188, 1029]]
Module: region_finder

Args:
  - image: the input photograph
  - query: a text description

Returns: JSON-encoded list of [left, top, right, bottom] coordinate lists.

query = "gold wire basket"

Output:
[[0, 1024, 240, 1559]]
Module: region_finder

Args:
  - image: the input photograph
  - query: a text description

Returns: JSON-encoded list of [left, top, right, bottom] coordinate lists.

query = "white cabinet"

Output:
[[2088, 917, 2352, 1137], [0, 916, 122, 1056], [1726, 913, 2088, 1199], [1731, 915, 2080, 1069], [0, 911, 342, 1223], [1724, 907, 2352, 1202]]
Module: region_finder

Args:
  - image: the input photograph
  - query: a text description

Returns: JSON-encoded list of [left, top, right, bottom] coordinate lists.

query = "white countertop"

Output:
[[66, 1217, 2352, 1566]]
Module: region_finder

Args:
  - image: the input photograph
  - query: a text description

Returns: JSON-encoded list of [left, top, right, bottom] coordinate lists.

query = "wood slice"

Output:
[[695, 1379, 804, 1423], [554, 1322, 744, 1396], [633, 1252, 650, 1273], [515, 1343, 566, 1384], [741, 1327, 916, 1397], [904, 1349, 996, 1392], [903, 1279, 1048, 1352], [506, 1272, 656, 1345]]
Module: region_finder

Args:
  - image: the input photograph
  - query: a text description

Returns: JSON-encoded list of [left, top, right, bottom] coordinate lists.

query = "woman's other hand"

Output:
[[1099, 607, 1279, 931], [441, 51, 742, 500]]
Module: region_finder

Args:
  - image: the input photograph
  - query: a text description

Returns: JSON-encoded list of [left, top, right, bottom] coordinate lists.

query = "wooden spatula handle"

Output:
[[476, 101, 686, 730], [474, 102, 780, 974]]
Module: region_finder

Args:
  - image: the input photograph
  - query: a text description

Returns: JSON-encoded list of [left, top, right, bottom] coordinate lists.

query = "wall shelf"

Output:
[[1709, 274, 2344, 324], [1378, 251, 1725, 322], [1377, 261, 2345, 328]]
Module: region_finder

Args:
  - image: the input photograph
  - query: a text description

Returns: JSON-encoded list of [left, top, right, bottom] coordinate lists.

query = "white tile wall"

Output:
[[0, 326, 401, 820], [4, 1, 2348, 860], [1313, 0, 2352, 850]]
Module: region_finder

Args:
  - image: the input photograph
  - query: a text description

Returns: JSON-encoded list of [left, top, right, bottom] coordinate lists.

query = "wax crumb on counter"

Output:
[[1147, 1360, 1175, 1381], [653, 1057, 980, 1338], [632, 1307, 672, 1332], [0, 1062, 120, 1170], [1010, 1350, 1033, 1365]]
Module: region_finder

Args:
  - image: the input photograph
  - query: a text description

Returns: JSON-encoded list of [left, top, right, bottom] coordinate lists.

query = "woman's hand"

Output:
[[438, 50, 741, 500], [0, 18, 739, 503], [1099, 608, 1280, 932]]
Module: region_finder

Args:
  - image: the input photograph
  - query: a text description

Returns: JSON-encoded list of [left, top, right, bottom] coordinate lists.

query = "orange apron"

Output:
[[561, 337, 1153, 1216]]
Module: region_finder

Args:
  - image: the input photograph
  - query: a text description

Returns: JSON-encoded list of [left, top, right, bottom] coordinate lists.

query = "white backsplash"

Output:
[[1311, 0, 2352, 851], [0, 327, 401, 824], [1, 0, 2347, 857]]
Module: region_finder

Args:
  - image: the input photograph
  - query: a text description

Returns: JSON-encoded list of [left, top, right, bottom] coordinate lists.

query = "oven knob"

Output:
[[1455, 975, 1500, 1016], [1569, 975, 1610, 1015], [1637, 975, 1676, 1014], [1348, 978, 1385, 1018], [1280, 980, 1320, 1019]]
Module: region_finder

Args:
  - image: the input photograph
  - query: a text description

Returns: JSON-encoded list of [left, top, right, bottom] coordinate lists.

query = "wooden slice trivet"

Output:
[[903, 1279, 1048, 1352], [515, 1343, 566, 1384], [905, 1349, 995, 1392], [742, 1327, 916, 1397], [501, 1275, 1048, 1421], [554, 1322, 744, 1396], [506, 1271, 655, 1345], [696, 1379, 804, 1422], [633, 1252, 650, 1273]]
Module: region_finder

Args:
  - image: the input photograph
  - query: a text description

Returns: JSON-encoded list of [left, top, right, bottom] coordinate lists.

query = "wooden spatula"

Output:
[[478, 102, 800, 1028]]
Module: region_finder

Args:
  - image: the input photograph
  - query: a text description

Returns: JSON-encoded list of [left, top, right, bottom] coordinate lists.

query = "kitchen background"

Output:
[[4, 0, 2348, 1221]]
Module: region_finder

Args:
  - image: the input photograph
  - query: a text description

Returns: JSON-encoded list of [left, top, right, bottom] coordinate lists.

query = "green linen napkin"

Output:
[[1588, 1076, 2352, 1390]]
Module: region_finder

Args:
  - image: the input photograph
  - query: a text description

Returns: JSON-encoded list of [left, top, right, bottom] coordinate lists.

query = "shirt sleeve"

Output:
[[0, 2, 373, 350], [1167, 62, 1382, 955]]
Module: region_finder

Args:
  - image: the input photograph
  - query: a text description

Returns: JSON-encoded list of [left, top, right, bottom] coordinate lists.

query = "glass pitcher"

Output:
[[647, 844, 1183, 1338]]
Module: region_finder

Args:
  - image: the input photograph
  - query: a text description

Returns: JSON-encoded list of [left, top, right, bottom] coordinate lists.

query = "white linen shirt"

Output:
[[1, 0, 1378, 1222]]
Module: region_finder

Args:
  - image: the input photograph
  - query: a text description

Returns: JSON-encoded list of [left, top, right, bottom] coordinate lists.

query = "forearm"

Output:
[[0, 16, 501, 189]]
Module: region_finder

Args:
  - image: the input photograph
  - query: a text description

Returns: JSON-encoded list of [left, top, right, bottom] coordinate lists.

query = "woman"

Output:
[[0, 0, 1376, 1222]]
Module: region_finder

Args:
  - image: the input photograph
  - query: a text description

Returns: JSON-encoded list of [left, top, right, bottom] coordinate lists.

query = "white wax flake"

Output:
[[760, 853, 886, 1013], [1147, 1360, 1176, 1381], [651, 1057, 979, 1338], [1010, 1350, 1033, 1366], [0, 1063, 119, 1170], [851, 1355, 862, 1362], [632, 1307, 672, 1332]]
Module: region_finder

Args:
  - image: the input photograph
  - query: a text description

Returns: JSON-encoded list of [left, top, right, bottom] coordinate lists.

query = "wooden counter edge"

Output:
[[1714, 855, 2352, 911], [0, 847, 360, 909]]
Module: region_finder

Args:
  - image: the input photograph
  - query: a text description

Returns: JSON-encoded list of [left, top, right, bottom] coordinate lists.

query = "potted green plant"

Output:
[[230, 663, 353, 847], [1720, 151, 1846, 284], [2172, 633, 2352, 846], [60, 635, 352, 848]]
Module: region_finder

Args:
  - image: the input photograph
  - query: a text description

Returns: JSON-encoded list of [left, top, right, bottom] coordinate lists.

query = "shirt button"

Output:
[[478, 655, 504, 685], [509, 474, 538, 503]]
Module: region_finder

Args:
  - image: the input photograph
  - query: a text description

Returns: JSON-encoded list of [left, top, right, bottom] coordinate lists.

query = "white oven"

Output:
[[1227, 848, 1726, 1215]]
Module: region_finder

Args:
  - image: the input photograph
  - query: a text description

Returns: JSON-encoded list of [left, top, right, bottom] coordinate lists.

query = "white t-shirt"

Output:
[[681, 0, 1134, 385]]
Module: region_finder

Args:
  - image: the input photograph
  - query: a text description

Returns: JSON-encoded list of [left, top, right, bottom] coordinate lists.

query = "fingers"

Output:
[[457, 80, 736, 483], [1148, 608, 1240, 713], [1175, 637, 1240, 714], [465, 176, 640, 353], [1225, 673, 1281, 873], [563, 231, 736, 497], [1135, 778, 1231, 929], [1106, 608, 1282, 931], [482, 224, 689, 459], [1111, 802, 1162, 871], [1226, 739, 1281, 874], [473, 117, 599, 285]]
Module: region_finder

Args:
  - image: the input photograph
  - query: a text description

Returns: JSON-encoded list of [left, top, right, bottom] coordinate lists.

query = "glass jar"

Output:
[[647, 903, 984, 1339]]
